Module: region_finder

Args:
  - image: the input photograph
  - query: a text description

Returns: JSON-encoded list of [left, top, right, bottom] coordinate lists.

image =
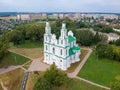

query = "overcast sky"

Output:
[[0, 0, 120, 13]]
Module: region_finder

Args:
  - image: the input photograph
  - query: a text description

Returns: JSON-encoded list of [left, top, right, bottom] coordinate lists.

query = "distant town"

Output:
[[0, 12, 120, 42]]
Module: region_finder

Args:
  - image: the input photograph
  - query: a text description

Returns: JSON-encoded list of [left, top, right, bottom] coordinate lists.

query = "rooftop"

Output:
[[68, 35, 76, 43]]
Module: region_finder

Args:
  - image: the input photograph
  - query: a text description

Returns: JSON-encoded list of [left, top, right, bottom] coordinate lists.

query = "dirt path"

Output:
[[0, 81, 8, 90]]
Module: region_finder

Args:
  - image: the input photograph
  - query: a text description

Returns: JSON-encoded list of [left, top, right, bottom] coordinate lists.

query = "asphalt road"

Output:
[[21, 71, 29, 90]]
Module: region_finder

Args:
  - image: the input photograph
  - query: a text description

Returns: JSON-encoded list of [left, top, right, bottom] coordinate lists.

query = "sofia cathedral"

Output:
[[43, 21, 81, 70]]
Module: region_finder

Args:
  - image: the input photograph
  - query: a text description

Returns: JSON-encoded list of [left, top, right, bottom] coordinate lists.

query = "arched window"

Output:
[[60, 49, 62, 55], [46, 45, 48, 50], [61, 40, 63, 44], [53, 47, 55, 54], [66, 50, 67, 55]]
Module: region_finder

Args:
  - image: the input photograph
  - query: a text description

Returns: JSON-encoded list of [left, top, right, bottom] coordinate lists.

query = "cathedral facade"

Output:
[[44, 21, 81, 70]]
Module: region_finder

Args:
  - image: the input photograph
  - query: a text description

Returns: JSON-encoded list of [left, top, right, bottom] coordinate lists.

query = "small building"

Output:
[[43, 21, 81, 70]]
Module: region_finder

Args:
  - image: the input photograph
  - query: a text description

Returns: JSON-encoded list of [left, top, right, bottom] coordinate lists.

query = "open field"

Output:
[[18, 40, 43, 48], [78, 51, 120, 87], [26, 71, 107, 90], [67, 49, 89, 73], [0, 52, 29, 68], [9, 47, 43, 59], [53, 78, 107, 90], [0, 68, 24, 90]]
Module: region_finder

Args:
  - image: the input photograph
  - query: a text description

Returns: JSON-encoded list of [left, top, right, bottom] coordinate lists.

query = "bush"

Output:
[[44, 64, 69, 86], [110, 81, 120, 90], [33, 77, 52, 90], [96, 43, 120, 61]]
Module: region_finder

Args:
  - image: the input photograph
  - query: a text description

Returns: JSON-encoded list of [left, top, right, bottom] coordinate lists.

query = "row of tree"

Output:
[[96, 43, 120, 61], [5, 18, 113, 47], [7, 23, 45, 46], [94, 24, 113, 33], [75, 30, 107, 46]]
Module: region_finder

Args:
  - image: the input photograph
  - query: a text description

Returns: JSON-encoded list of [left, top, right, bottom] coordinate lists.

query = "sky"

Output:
[[0, 0, 120, 13]]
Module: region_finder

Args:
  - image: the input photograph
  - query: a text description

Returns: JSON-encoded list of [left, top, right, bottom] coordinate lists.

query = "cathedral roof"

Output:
[[72, 46, 80, 50], [69, 48, 75, 56], [69, 46, 80, 56], [68, 35, 76, 43]]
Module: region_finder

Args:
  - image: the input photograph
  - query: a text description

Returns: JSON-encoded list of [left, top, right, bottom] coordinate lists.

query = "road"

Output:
[[21, 72, 30, 90]]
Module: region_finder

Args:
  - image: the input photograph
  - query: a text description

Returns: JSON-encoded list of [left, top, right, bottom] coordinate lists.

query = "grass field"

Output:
[[18, 40, 43, 48], [26, 71, 106, 90], [78, 51, 120, 87], [0, 85, 2, 90], [0, 68, 24, 90], [26, 71, 45, 90], [67, 49, 89, 73], [23, 61, 32, 70], [0, 52, 29, 68], [53, 78, 107, 90], [9, 47, 43, 59]]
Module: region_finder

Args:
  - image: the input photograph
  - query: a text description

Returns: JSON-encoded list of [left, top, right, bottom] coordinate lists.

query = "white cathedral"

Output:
[[43, 21, 81, 70]]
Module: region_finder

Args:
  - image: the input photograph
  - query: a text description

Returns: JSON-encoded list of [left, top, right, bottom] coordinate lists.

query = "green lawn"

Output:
[[53, 78, 106, 90], [78, 51, 120, 87], [0, 52, 29, 68], [18, 40, 43, 48]]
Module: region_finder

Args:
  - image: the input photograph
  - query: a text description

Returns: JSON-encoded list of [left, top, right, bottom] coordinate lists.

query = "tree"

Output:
[[0, 34, 9, 59], [96, 43, 120, 61], [93, 32, 101, 44], [75, 30, 94, 46], [102, 25, 113, 33], [115, 38, 120, 46], [33, 77, 52, 90], [9, 30, 23, 46], [44, 64, 69, 86], [96, 43, 107, 58]]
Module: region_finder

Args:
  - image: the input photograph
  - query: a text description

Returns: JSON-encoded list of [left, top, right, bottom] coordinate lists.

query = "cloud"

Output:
[[0, 0, 120, 12]]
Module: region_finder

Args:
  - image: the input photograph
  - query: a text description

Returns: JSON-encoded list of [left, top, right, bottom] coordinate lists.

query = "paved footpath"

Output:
[[68, 48, 110, 90], [28, 57, 50, 72], [0, 65, 21, 75]]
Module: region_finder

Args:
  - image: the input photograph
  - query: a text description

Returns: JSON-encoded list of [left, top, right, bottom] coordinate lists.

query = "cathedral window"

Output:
[[61, 40, 63, 44], [46, 45, 48, 50], [53, 47, 55, 54], [60, 49, 62, 55], [66, 50, 67, 55], [74, 56, 75, 60]]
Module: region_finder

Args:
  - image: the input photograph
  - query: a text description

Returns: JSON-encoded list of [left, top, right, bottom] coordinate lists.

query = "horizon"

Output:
[[0, 12, 120, 14]]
